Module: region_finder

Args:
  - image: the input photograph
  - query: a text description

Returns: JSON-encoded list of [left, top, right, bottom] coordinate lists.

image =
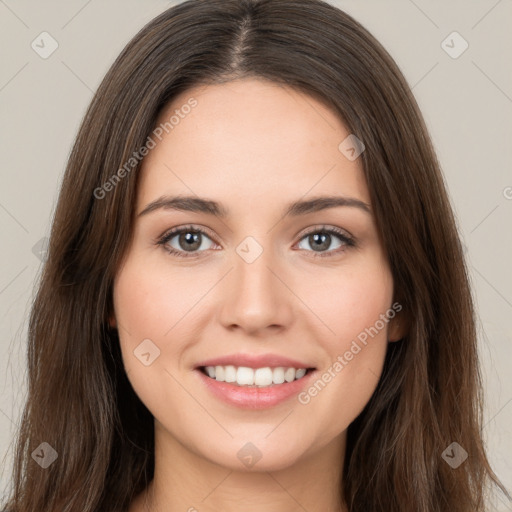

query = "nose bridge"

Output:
[[219, 236, 293, 333]]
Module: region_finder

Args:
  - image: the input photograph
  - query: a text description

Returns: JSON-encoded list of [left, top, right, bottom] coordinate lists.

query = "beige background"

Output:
[[0, 0, 511, 508]]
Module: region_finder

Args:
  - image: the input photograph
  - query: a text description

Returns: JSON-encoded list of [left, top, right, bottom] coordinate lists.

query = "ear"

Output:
[[387, 309, 408, 342]]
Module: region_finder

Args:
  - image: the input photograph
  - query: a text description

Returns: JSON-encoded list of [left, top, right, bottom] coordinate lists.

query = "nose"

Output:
[[218, 245, 295, 336]]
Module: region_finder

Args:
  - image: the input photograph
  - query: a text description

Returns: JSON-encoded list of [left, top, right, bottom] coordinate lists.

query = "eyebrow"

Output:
[[138, 194, 371, 218]]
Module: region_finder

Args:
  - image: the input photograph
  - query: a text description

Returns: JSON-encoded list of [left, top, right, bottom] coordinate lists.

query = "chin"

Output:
[[196, 435, 312, 473]]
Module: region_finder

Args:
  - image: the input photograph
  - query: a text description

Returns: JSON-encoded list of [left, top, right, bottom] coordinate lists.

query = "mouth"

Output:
[[198, 365, 316, 388], [193, 354, 318, 408]]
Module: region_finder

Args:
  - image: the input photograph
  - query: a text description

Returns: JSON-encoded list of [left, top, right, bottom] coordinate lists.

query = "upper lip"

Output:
[[195, 353, 315, 370]]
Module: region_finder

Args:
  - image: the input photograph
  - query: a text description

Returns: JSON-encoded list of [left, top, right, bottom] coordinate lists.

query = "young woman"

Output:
[[2, 0, 508, 511]]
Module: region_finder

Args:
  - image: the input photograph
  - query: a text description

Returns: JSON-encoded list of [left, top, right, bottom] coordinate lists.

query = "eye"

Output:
[[296, 225, 355, 258], [156, 224, 356, 259], [156, 225, 217, 258]]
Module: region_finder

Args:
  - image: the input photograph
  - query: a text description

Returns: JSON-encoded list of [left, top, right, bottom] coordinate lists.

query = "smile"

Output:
[[200, 365, 312, 387], [195, 366, 317, 409]]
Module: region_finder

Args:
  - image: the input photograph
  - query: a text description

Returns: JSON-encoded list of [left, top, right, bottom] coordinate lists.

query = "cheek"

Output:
[[303, 256, 394, 347], [112, 260, 189, 408], [295, 259, 393, 434], [113, 256, 209, 342], [112, 256, 227, 418]]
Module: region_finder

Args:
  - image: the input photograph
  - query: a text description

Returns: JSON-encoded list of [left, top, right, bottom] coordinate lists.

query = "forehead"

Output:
[[137, 78, 370, 212]]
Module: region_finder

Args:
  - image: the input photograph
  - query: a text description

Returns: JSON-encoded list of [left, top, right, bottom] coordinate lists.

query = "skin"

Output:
[[111, 77, 405, 512]]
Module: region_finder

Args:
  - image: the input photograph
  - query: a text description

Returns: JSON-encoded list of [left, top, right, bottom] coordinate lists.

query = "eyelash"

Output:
[[155, 224, 356, 259]]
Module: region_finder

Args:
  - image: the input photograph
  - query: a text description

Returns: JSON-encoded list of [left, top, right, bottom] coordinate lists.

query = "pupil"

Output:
[[311, 233, 329, 251], [180, 232, 201, 251]]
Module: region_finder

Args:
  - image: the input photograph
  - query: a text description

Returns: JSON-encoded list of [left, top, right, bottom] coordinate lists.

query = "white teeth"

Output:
[[254, 367, 273, 386], [295, 368, 306, 379], [284, 367, 296, 383], [215, 366, 225, 382], [272, 367, 285, 384], [224, 365, 237, 383], [203, 365, 309, 387], [236, 366, 254, 385]]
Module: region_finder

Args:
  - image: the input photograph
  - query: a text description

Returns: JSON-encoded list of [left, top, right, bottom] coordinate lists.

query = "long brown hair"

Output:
[[3, 0, 508, 510]]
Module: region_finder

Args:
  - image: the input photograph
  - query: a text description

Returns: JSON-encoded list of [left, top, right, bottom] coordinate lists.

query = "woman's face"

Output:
[[112, 77, 402, 472]]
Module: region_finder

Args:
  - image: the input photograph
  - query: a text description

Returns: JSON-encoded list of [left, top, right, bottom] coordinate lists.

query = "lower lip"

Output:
[[195, 369, 316, 409]]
